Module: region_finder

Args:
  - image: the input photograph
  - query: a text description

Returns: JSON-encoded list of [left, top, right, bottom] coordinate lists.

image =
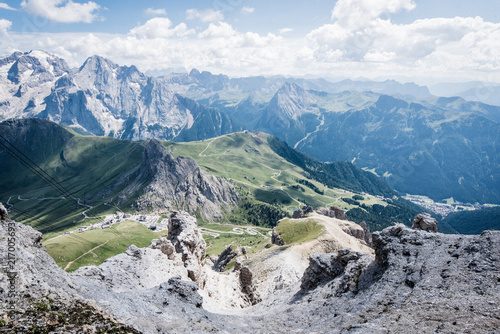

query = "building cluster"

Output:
[[402, 195, 487, 217], [65, 211, 169, 235]]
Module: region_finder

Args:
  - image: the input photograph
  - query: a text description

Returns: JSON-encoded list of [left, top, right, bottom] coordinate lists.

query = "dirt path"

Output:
[[63, 237, 114, 271], [200, 227, 269, 239]]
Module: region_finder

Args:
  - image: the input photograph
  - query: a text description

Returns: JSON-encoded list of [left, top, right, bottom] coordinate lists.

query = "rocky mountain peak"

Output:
[[188, 68, 230, 91], [189, 68, 201, 77], [80, 55, 119, 73], [6, 50, 69, 85], [141, 138, 199, 179], [117, 138, 239, 220], [268, 82, 318, 120], [374, 94, 409, 110]]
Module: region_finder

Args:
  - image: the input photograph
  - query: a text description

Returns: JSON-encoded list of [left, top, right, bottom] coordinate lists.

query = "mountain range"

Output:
[[1, 50, 499, 206], [164, 69, 500, 205], [0, 50, 234, 141]]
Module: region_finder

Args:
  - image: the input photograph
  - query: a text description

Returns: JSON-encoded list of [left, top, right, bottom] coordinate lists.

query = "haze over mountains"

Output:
[[1, 50, 499, 206]]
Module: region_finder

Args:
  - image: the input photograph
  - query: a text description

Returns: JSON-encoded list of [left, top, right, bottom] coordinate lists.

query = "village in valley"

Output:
[[68, 212, 169, 235], [402, 194, 495, 217]]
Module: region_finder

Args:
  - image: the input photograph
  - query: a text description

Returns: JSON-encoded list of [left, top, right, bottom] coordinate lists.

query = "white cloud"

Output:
[[21, 0, 101, 23], [0, 3, 18, 11], [241, 7, 255, 15], [129, 17, 195, 39], [332, 0, 415, 29], [186, 8, 223, 23], [144, 8, 166, 16], [279, 28, 293, 34], [3, 1, 500, 84], [198, 22, 236, 39], [0, 18, 11, 35]]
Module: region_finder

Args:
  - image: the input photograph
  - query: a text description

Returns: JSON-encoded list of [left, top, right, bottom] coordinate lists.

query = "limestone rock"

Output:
[[271, 227, 284, 246], [125, 244, 142, 259], [2, 206, 500, 333], [160, 277, 203, 308], [0, 202, 7, 220], [150, 237, 178, 260], [168, 211, 206, 284], [316, 206, 348, 220], [411, 213, 438, 232], [0, 215, 141, 332], [292, 206, 314, 219], [341, 225, 365, 241], [238, 265, 261, 305], [72, 246, 190, 293], [301, 249, 373, 290], [213, 245, 240, 272], [359, 221, 373, 246]]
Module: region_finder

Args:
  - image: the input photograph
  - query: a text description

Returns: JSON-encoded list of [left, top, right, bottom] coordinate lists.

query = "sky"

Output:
[[0, 0, 499, 84]]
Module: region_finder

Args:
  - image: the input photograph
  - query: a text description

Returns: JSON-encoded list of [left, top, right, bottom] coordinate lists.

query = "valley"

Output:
[[0, 118, 424, 273]]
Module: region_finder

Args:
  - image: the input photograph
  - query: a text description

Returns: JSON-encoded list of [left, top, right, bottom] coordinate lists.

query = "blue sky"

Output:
[[0, 0, 499, 84]]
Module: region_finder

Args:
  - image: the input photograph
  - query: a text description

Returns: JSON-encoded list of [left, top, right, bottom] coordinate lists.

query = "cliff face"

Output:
[[1, 209, 499, 334], [262, 224, 500, 333], [113, 139, 238, 220]]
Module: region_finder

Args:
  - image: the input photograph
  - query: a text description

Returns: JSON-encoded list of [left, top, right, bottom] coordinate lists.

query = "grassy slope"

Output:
[[164, 132, 387, 217], [0, 121, 145, 235], [275, 218, 324, 244], [201, 223, 271, 257], [43, 220, 167, 271]]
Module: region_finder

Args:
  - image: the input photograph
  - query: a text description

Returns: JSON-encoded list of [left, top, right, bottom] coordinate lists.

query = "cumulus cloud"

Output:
[[241, 7, 255, 14], [332, 0, 415, 29], [144, 8, 166, 16], [0, 3, 18, 11], [198, 22, 236, 39], [21, 0, 101, 23], [308, 12, 498, 67], [0, 18, 11, 35], [129, 17, 195, 39], [4, 0, 500, 83], [186, 8, 223, 23]]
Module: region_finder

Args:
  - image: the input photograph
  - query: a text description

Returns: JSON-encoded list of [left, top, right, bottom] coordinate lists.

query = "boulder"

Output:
[[330, 206, 348, 220], [125, 245, 142, 259], [271, 228, 284, 246], [315, 206, 348, 220], [301, 249, 372, 291], [292, 209, 304, 219], [411, 213, 438, 232], [150, 237, 177, 260], [159, 277, 203, 308]]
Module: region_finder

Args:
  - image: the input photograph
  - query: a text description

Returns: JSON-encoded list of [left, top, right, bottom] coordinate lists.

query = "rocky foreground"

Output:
[[0, 204, 499, 333]]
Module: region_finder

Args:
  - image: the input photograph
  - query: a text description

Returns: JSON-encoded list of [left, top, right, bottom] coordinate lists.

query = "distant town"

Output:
[[402, 195, 495, 217], [66, 211, 168, 235]]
